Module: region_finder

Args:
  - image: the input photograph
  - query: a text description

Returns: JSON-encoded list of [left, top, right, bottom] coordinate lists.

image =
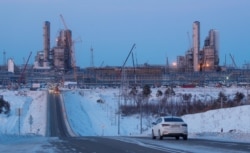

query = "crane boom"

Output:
[[229, 53, 237, 68], [131, 51, 137, 84], [120, 43, 137, 84], [121, 43, 136, 69], [18, 51, 32, 85], [60, 14, 69, 30]]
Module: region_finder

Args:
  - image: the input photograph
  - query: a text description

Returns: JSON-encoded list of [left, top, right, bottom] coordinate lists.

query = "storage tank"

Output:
[[7, 58, 14, 73]]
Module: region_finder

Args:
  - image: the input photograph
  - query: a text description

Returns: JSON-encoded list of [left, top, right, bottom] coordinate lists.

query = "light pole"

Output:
[[118, 101, 120, 135], [118, 43, 136, 135], [140, 99, 142, 134], [226, 76, 229, 87], [220, 97, 223, 109]]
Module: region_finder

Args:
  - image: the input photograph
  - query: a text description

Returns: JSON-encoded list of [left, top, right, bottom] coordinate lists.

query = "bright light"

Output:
[[172, 62, 177, 66]]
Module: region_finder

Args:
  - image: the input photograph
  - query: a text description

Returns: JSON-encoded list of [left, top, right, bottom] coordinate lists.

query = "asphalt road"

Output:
[[47, 93, 70, 137], [47, 93, 174, 152], [47, 93, 250, 153], [128, 137, 250, 153]]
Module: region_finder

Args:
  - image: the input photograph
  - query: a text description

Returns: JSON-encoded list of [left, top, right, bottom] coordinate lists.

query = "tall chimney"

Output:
[[43, 21, 50, 66], [193, 21, 200, 72]]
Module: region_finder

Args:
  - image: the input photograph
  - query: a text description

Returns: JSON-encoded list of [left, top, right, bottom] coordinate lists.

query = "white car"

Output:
[[152, 116, 188, 140]]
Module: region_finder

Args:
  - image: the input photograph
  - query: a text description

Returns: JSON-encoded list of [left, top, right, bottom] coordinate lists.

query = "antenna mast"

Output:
[[90, 46, 94, 67], [3, 51, 6, 66]]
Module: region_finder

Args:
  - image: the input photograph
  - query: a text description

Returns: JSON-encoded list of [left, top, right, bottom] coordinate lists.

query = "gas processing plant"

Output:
[[33, 21, 220, 73], [34, 20, 74, 71], [1, 20, 250, 88], [178, 21, 219, 72]]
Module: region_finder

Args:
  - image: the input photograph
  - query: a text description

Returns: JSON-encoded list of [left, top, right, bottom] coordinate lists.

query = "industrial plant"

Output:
[[177, 21, 219, 72], [1, 20, 250, 88], [34, 20, 74, 71]]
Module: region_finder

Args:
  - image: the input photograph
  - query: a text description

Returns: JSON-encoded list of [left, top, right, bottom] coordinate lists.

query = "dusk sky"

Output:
[[0, 0, 250, 68]]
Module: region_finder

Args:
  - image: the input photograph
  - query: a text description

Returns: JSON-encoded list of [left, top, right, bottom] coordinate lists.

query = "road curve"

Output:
[[47, 92, 250, 153], [47, 93, 173, 152]]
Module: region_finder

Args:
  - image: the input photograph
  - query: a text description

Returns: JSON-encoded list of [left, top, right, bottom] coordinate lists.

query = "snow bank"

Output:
[[63, 87, 250, 143], [0, 90, 47, 136]]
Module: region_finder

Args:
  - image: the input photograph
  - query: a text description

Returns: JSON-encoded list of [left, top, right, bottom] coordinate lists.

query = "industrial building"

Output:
[[193, 21, 200, 72], [1, 20, 250, 89], [177, 21, 220, 72], [33, 20, 220, 75], [34, 21, 73, 72]]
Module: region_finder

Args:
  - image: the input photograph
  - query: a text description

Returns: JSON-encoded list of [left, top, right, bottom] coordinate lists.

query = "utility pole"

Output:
[[29, 115, 33, 133], [220, 97, 223, 108], [140, 98, 142, 134], [118, 85, 121, 135], [16, 108, 22, 135]]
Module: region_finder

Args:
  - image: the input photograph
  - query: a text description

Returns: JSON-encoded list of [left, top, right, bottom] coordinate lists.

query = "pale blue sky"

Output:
[[0, 0, 250, 68]]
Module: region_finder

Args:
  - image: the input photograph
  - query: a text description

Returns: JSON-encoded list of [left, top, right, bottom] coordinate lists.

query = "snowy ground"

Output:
[[62, 87, 250, 143], [0, 89, 47, 136], [0, 86, 250, 152]]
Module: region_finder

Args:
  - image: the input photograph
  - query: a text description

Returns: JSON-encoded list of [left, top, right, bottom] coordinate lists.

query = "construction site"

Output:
[[0, 19, 250, 89]]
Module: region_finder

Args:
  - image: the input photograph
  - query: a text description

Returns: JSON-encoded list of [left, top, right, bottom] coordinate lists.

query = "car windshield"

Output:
[[164, 117, 183, 122]]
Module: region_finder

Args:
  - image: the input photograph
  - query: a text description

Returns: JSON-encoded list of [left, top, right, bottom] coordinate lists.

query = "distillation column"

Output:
[[43, 21, 50, 67], [193, 21, 200, 72]]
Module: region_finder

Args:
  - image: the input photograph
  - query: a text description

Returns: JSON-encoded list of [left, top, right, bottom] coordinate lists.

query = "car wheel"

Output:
[[158, 130, 163, 140], [183, 135, 188, 140], [152, 130, 156, 139], [175, 136, 180, 140]]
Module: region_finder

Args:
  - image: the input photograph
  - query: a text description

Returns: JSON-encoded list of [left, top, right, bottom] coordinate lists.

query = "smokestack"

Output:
[[43, 21, 50, 66], [193, 21, 200, 72]]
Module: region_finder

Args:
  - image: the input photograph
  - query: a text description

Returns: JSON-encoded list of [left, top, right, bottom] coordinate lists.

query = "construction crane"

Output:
[[121, 43, 137, 84], [59, 14, 77, 81], [100, 61, 104, 67], [121, 43, 136, 69], [18, 51, 32, 86], [60, 14, 69, 30], [118, 43, 136, 135], [131, 51, 137, 84], [229, 53, 237, 69]]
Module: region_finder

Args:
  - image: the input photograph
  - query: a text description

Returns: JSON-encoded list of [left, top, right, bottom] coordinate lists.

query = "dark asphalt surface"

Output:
[[48, 93, 70, 137], [47, 93, 171, 153], [47, 93, 250, 153]]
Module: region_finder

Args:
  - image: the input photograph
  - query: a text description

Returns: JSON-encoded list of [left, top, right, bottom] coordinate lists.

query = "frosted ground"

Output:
[[0, 86, 250, 152], [62, 87, 250, 142]]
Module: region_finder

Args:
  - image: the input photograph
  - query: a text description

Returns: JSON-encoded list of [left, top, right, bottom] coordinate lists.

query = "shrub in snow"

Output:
[[129, 86, 138, 96], [164, 87, 175, 96], [142, 85, 151, 97], [0, 95, 10, 115], [217, 91, 227, 102], [121, 87, 250, 117], [234, 92, 244, 104], [156, 90, 163, 97], [182, 93, 192, 102], [97, 99, 104, 103]]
